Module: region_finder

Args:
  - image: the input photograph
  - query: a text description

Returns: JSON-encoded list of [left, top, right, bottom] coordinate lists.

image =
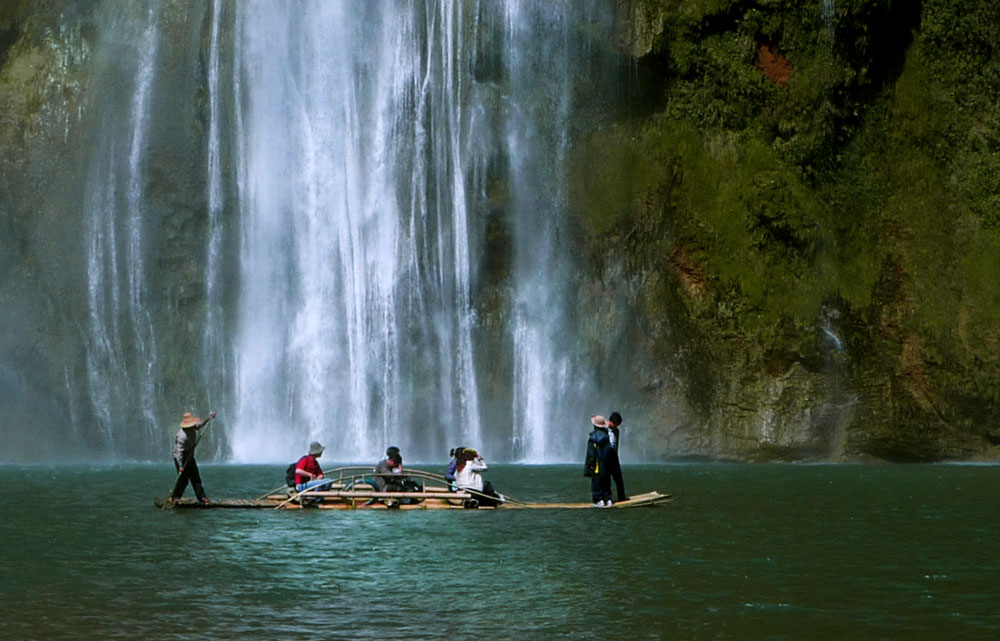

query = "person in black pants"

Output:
[[606, 411, 628, 503], [171, 411, 214, 504], [584, 415, 614, 507]]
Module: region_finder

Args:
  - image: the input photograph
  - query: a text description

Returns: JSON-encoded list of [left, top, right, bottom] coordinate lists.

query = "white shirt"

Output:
[[455, 457, 488, 492]]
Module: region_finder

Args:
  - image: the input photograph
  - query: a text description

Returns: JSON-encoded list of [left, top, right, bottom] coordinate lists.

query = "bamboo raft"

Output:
[[155, 466, 674, 511]]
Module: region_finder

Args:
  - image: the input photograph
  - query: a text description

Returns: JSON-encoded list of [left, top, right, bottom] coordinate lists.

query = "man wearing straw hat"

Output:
[[583, 415, 613, 507], [171, 411, 215, 504]]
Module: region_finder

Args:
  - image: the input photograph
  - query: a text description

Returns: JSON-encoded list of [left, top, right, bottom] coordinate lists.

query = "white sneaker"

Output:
[[602, 500, 613, 507], [592, 502, 603, 508]]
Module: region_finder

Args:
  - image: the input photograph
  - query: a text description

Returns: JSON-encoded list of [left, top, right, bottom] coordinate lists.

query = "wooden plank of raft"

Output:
[[310, 501, 470, 510], [158, 490, 674, 510], [306, 490, 471, 499], [507, 491, 674, 509], [611, 491, 674, 507], [155, 498, 272, 508]]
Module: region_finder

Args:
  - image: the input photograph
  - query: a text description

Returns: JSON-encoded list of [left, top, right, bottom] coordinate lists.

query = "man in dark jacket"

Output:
[[373, 446, 404, 491], [365, 446, 408, 507], [606, 411, 628, 503], [583, 415, 613, 507]]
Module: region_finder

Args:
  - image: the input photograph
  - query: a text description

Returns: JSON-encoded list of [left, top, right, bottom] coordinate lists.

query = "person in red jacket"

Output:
[[294, 441, 332, 493]]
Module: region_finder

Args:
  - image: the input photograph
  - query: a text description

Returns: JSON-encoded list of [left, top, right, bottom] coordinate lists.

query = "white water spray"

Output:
[[230, 3, 495, 461], [79, 1, 607, 462], [84, 4, 162, 454], [202, 0, 227, 399]]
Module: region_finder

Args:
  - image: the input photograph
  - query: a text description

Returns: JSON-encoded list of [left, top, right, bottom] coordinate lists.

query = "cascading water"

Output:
[[201, 0, 229, 405], [230, 2, 493, 462], [79, 1, 609, 462], [822, 0, 836, 28], [503, 4, 580, 463], [83, 3, 163, 457], [227, 1, 603, 462]]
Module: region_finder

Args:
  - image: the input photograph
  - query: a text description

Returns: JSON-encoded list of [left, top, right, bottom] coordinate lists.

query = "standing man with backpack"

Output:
[[583, 415, 613, 507]]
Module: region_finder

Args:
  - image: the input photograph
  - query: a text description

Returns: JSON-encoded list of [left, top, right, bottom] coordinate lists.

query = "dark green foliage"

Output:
[[573, 0, 1000, 459]]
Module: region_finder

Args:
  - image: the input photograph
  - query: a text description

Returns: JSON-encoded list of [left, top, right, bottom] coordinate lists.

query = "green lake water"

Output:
[[2, 463, 998, 640]]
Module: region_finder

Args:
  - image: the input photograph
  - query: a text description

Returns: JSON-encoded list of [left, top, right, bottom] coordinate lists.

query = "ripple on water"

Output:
[[3, 464, 1000, 640]]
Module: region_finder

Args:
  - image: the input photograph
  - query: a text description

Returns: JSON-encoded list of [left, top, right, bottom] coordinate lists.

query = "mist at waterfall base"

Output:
[[9, 1, 653, 464], [4, 463, 999, 640]]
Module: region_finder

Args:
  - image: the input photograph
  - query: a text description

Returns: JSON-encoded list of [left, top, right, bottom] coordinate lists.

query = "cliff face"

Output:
[[3, 1, 1000, 462], [571, 0, 1000, 461], [0, 2, 221, 459], [1, 1, 94, 455]]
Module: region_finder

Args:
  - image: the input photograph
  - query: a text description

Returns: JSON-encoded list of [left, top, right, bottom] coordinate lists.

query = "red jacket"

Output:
[[295, 454, 323, 485]]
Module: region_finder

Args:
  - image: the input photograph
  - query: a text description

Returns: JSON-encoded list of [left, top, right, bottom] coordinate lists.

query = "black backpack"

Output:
[[285, 462, 297, 487]]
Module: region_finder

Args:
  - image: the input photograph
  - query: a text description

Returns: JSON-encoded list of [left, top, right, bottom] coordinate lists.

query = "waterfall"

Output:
[[822, 0, 836, 27], [230, 2, 493, 462], [83, 3, 163, 456], [201, 0, 228, 405], [504, 4, 579, 462], [78, 1, 608, 462]]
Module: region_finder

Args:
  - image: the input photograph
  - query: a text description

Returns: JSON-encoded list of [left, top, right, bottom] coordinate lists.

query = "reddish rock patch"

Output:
[[756, 44, 793, 86], [669, 246, 707, 300]]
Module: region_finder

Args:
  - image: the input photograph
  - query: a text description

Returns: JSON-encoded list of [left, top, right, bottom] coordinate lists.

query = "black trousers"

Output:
[[478, 480, 502, 507], [172, 457, 207, 501], [607, 457, 627, 502], [591, 473, 612, 504]]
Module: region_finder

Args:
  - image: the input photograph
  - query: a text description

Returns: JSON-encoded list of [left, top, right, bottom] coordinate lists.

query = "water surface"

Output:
[[2, 464, 998, 639]]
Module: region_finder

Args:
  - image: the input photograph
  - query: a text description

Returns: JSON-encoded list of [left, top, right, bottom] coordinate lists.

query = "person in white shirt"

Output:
[[454, 448, 504, 507]]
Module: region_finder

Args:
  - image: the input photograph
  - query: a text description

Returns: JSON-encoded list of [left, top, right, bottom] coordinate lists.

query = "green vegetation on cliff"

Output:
[[574, 0, 1000, 460]]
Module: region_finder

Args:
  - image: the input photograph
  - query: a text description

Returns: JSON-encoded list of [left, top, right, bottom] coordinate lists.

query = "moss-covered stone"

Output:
[[573, 0, 1000, 461]]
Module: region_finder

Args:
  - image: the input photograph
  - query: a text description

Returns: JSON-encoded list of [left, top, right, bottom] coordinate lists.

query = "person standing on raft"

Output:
[[583, 414, 613, 507], [606, 411, 628, 503], [171, 411, 215, 504]]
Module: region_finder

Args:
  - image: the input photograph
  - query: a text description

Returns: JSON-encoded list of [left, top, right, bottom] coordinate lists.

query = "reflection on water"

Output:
[[2, 464, 1000, 640]]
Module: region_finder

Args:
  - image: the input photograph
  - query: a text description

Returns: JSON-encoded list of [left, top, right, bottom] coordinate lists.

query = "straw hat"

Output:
[[180, 412, 201, 428], [309, 441, 325, 456], [591, 415, 607, 428]]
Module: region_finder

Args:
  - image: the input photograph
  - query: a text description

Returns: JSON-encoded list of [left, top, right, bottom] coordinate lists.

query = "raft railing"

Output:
[[271, 465, 530, 509]]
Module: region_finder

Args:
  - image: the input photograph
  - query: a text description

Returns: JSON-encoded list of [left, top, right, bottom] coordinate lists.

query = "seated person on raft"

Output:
[[294, 441, 335, 495], [373, 446, 405, 492], [444, 445, 466, 491], [359, 447, 422, 506], [454, 448, 505, 507]]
